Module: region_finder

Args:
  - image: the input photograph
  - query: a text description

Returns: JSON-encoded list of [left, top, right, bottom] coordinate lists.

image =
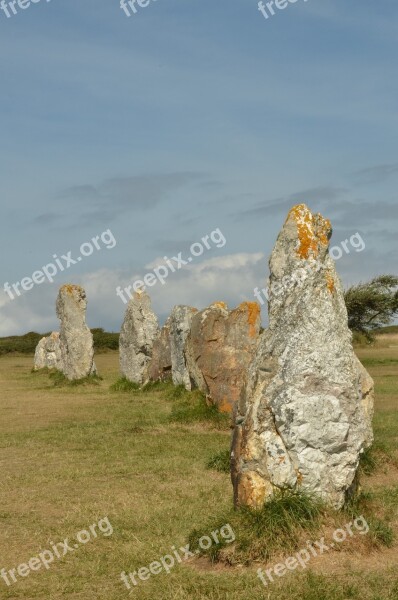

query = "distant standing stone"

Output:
[[56, 284, 96, 380], [169, 305, 198, 390], [34, 331, 63, 371], [119, 290, 159, 384], [185, 301, 261, 412], [148, 314, 173, 382], [33, 337, 47, 370]]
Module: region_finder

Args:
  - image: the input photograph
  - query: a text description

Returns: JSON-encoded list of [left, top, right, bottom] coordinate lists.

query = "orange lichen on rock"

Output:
[[236, 472, 271, 509], [219, 397, 233, 414], [238, 301, 261, 338], [287, 204, 331, 260], [326, 272, 335, 294]]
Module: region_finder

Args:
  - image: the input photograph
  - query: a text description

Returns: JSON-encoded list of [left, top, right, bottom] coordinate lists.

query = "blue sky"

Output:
[[0, 0, 397, 334]]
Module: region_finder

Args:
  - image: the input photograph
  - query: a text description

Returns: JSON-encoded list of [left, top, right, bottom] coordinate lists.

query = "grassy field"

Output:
[[0, 338, 397, 600]]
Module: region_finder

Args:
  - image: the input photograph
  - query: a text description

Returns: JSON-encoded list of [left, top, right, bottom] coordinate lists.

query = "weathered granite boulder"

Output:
[[232, 204, 374, 510], [34, 331, 62, 370], [56, 284, 96, 380], [169, 305, 198, 390], [119, 290, 159, 384], [185, 301, 261, 413], [148, 315, 172, 382]]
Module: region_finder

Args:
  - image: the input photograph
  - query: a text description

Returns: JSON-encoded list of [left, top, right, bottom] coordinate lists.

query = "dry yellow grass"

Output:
[[0, 342, 397, 600]]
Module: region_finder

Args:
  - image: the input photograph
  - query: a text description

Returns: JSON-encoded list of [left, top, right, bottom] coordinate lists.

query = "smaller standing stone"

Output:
[[185, 301, 261, 412], [33, 337, 47, 370], [148, 315, 173, 382], [169, 305, 198, 390], [119, 290, 159, 384], [45, 332, 62, 369]]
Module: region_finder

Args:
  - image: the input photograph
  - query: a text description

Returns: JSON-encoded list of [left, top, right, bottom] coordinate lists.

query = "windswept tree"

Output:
[[344, 275, 398, 341]]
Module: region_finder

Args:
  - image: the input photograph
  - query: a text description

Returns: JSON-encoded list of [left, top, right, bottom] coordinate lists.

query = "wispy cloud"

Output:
[[236, 186, 348, 219], [44, 172, 204, 228], [352, 163, 398, 184]]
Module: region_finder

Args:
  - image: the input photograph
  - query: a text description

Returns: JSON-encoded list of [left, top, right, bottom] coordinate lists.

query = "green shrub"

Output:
[[0, 331, 49, 355], [0, 329, 119, 356], [91, 328, 119, 352]]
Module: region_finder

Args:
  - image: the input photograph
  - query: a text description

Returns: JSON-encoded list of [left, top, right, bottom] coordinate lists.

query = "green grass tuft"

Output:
[[206, 449, 230, 472], [359, 441, 397, 476], [168, 388, 230, 428], [189, 490, 324, 564], [141, 380, 174, 393], [367, 517, 395, 548], [359, 447, 379, 475], [165, 383, 188, 400], [109, 377, 141, 392], [49, 371, 102, 387]]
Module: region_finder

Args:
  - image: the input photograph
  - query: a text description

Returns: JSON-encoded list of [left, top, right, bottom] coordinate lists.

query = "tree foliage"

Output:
[[344, 275, 398, 341]]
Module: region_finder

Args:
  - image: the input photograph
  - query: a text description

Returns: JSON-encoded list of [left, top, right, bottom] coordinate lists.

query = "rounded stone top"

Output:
[[210, 301, 228, 310], [59, 283, 85, 296]]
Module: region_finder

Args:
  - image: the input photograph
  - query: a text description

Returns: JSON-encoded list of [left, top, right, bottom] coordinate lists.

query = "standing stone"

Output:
[[185, 301, 261, 413], [45, 332, 62, 369], [34, 332, 64, 371], [169, 305, 198, 390], [33, 337, 47, 370], [119, 290, 159, 384], [148, 315, 173, 382], [232, 204, 374, 510], [56, 284, 96, 380]]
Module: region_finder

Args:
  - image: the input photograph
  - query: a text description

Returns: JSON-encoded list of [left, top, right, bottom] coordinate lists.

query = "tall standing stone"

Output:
[[169, 305, 198, 390], [56, 285, 96, 380], [232, 204, 374, 510], [119, 290, 159, 384], [185, 301, 261, 412]]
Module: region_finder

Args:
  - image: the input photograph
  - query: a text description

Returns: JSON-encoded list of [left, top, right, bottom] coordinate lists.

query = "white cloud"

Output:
[[0, 252, 267, 336]]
